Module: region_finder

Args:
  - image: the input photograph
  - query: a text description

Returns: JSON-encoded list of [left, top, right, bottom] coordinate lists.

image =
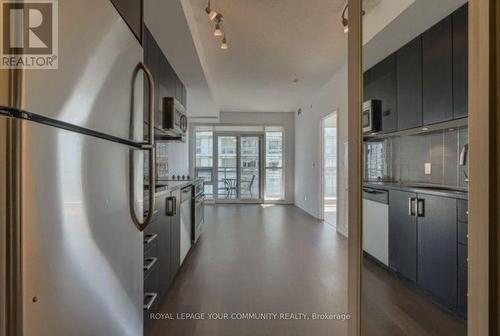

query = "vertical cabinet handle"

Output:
[[408, 197, 416, 216], [417, 199, 425, 217], [166, 196, 176, 216]]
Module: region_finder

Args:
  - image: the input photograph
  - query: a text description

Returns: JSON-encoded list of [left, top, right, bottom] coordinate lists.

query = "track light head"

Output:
[[221, 36, 228, 50], [342, 18, 349, 33], [214, 22, 223, 37], [208, 9, 219, 21], [206, 0, 218, 21]]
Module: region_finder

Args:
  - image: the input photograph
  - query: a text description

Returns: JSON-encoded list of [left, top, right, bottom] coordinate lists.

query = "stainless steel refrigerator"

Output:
[[0, 1, 157, 335]]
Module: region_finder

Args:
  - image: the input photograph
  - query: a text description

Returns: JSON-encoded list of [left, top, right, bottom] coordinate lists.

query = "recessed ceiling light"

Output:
[[422, 127, 429, 131]]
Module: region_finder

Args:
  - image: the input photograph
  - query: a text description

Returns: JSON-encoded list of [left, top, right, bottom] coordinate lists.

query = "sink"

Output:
[[402, 184, 467, 192]]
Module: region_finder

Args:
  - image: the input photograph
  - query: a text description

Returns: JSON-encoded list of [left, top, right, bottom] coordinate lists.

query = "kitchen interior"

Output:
[[142, 16, 206, 335], [0, 0, 483, 335], [361, 1, 469, 335]]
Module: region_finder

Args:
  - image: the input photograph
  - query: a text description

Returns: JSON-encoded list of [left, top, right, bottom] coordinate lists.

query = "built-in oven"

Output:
[[362, 100, 382, 134], [192, 179, 205, 244]]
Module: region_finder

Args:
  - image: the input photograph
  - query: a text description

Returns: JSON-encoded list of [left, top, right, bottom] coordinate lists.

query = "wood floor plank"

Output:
[[147, 204, 466, 336]]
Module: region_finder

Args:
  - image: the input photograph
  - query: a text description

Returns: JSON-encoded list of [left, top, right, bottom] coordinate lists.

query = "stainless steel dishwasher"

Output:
[[180, 186, 192, 265], [363, 188, 389, 266]]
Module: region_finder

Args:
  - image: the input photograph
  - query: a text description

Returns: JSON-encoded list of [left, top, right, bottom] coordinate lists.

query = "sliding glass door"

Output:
[[215, 134, 262, 202], [240, 136, 261, 199], [195, 126, 284, 203], [217, 135, 238, 200]]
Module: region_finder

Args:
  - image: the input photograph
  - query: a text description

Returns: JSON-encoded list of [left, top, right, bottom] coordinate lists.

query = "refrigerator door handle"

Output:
[[131, 62, 156, 231]]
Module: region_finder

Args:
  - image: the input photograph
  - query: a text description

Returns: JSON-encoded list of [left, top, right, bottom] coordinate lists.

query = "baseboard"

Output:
[[293, 202, 321, 219], [337, 225, 348, 237]]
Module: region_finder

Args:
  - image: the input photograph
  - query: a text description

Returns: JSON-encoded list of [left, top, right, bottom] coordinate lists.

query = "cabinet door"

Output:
[[155, 195, 171, 299], [423, 16, 453, 125], [170, 189, 181, 283], [389, 190, 417, 282], [397, 36, 423, 130], [452, 4, 469, 119], [144, 27, 161, 129], [364, 54, 398, 133], [417, 194, 457, 309], [182, 86, 187, 107], [457, 243, 468, 318], [110, 0, 143, 43]]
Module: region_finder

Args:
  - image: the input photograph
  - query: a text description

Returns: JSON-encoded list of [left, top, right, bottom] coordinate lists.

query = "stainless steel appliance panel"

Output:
[[180, 187, 192, 264], [0, 117, 6, 336], [193, 194, 205, 244], [20, 0, 144, 142], [363, 189, 389, 266], [19, 119, 143, 336]]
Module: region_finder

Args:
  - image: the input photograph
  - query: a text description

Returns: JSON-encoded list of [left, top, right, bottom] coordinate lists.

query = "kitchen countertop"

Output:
[[145, 178, 203, 197], [363, 182, 468, 200]]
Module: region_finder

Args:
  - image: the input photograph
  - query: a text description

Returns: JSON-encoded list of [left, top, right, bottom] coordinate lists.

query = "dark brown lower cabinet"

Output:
[[388, 190, 467, 318], [417, 194, 457, 310], [389, 190, 418, 282], [144, 189, 182, 335], [457, 243, 468, 318]]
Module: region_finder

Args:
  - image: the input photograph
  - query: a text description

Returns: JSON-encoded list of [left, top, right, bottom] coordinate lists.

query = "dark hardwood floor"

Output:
[[362, 257, 467, 336], [149, 204, 348, 336], [147, 204, 466, 336]]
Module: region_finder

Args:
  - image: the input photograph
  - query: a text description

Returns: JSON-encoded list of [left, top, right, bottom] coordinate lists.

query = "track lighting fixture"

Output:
[[206, 0, 218, 21], [221, 36, 228, 50], [341, 3, 365, 34], [206, 0, 229, 50], [341, 3, 349, 33], [214, 21, 223, 37]]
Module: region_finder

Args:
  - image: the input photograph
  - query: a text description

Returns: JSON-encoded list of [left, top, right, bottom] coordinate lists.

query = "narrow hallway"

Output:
[[150, 205, 348, 336]]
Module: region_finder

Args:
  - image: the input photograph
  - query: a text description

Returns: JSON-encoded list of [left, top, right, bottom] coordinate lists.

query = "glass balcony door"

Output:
[[240, 136, 261, 200], [215, 134, 262, 202]]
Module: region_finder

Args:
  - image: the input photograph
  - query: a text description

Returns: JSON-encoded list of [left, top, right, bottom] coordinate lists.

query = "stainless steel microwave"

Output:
[[362, 100, 382, 134], [161, 97, 188, 139]]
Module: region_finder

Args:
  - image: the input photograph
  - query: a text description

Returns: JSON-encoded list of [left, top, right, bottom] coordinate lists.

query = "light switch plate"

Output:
[[425, 163, 432, 175]]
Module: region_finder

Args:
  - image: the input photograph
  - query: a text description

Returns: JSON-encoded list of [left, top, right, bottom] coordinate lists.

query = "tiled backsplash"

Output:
[[144, 142, 170, 181], [364, 126, 468, 188]]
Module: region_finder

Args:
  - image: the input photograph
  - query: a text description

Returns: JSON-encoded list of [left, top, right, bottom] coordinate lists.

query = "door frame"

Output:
[[214, 132, 264, 203], [319, 110, 339, 227], [347, 0, 499, 335]]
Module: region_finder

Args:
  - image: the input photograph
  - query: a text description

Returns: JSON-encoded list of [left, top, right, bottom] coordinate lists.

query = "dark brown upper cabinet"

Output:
[[452, 4, 469, 119], [364, 54, 398, 134], [144, 25, 187, 130], [397, 36, 423, 130], [110, 0, 143, 43], [422, 16, 453, 125], [143, 27, 161, 128]]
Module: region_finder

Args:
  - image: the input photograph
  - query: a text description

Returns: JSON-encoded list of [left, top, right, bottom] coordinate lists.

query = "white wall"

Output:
[[295, 64, 348, 236], [190, 111, 295, 204]]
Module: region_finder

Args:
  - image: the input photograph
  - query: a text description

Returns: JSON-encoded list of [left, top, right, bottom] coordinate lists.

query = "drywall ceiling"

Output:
[[364, 0, 468, 70], [144, 0, 219, 118], [188, 0, 350, 113]]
